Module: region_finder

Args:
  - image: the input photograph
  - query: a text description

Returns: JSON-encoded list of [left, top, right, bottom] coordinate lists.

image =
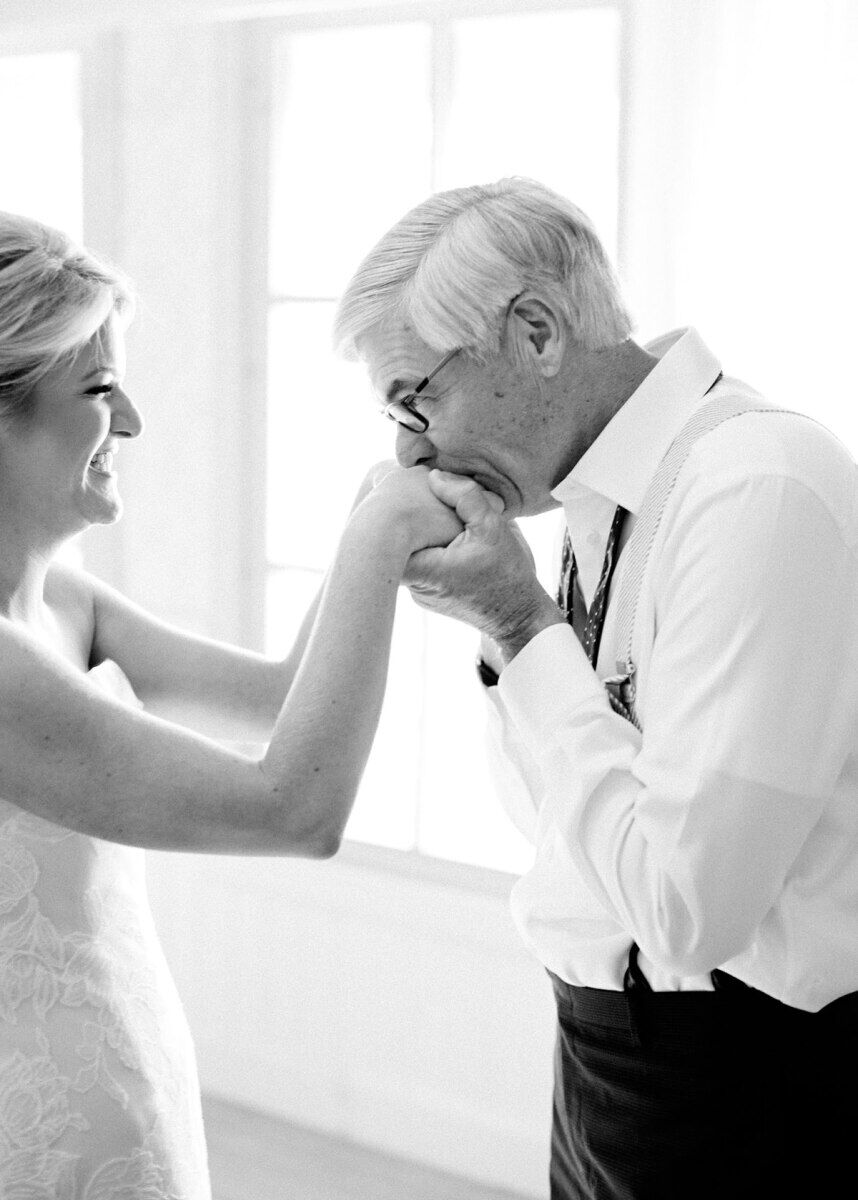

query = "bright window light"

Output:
[[0, 53, 82, 240], [443, 8, 620, 252], [266, 301, 389, 571], [267, 8, 622, 871], [269, 23, 432, 300]]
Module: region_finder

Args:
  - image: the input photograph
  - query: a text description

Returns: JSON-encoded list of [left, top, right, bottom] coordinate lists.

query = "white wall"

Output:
[[147, 848, 555, 1192], [82, 19, 257, 646]]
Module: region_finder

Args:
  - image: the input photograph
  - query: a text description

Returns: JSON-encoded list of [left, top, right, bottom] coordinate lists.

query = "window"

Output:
[[647, 0, 858, 452], [0, 51, 83, 239], [265, 5, 623, 871], [0, 50, 84, 570]]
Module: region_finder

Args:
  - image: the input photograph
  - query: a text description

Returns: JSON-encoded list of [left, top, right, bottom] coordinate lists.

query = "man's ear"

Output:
[[506, 293, 565, 377]]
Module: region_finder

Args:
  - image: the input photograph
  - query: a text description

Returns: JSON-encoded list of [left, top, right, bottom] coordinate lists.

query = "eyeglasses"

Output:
[[381, 348, 460, 433]]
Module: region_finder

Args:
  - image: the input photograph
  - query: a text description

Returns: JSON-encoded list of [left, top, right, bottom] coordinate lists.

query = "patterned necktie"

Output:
[[556, 506, 628, 668]]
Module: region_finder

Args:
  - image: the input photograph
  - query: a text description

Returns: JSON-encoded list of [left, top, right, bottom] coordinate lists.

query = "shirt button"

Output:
[[587, 530, 601, 547]]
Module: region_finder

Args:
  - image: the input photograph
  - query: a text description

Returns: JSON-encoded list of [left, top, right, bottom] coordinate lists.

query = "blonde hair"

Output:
[[0, 212, 134, 423], [333, 177, 632, 362]]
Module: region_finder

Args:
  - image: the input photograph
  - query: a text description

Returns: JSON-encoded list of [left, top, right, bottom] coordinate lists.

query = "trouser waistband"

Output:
[[548, 962, 858, 1033]]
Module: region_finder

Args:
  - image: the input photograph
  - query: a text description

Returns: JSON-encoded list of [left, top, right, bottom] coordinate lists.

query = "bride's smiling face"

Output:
[[0, 315, 144, 538]]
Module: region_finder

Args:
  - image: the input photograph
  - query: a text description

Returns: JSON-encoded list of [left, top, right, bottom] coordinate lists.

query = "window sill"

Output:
[[337, 838, 521, 899]]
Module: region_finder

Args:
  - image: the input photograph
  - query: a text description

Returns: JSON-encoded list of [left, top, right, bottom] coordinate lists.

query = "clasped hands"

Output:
[[357, 462, 564, 666]]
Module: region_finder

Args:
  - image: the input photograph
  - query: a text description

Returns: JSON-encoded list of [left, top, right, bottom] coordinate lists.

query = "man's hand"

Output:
[[404, 470, 565, 665], [352, 464, 465, 556]]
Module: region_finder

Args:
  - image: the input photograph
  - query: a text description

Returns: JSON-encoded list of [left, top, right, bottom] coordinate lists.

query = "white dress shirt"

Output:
[[486, 328, 858, 1011]]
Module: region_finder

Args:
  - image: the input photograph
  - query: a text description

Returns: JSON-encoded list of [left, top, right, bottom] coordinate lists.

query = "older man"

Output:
[[333, 178, 858, 1199]]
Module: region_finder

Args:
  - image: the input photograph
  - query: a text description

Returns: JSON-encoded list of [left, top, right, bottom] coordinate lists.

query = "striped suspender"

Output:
[[603, 390, 800, 731]]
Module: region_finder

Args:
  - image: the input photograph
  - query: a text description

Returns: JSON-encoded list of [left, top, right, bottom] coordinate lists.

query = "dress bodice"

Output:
[[0, 662, 147, 936], [0, 660, 210, 1199]]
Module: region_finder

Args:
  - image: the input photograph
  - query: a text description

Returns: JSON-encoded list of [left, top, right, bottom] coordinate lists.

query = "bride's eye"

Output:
[[85, 384, 114, 396]]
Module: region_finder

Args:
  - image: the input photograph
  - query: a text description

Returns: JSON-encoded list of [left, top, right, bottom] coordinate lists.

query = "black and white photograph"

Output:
[[0, 1, 856, 1197]]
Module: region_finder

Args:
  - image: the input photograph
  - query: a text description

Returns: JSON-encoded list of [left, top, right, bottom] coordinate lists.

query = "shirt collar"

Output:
[[551, 327, 722, 515]]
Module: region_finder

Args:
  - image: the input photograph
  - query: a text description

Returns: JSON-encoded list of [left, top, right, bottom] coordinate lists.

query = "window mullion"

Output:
[[240, 18, 276, 652], [413, 610, 432, 855], [429, 14, 453, 193]]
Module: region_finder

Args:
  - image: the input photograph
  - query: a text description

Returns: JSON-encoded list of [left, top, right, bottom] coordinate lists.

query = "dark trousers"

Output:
[[549, 949, 858, 1199]]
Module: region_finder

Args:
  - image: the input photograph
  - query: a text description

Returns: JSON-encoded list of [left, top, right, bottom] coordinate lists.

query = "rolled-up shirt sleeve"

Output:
[[496, 469, 858, 977]]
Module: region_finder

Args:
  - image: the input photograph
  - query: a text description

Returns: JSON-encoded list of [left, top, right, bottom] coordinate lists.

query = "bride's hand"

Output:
[[349, 459, 400, 514], [352, 464, 465, 553]]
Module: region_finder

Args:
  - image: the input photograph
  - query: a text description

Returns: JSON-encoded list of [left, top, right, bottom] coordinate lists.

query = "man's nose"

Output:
[[395, 424, 434, 468]]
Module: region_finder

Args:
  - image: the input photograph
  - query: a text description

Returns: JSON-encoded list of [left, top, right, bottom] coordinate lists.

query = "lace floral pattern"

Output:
[[0, 662, 210, 1199]]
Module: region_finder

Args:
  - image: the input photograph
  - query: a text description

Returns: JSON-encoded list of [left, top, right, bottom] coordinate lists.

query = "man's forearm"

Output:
[[492, 591, 566, 667]]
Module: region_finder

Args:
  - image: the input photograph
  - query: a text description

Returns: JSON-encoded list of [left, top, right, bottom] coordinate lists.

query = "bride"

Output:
[[0, 212, 471, 1198]]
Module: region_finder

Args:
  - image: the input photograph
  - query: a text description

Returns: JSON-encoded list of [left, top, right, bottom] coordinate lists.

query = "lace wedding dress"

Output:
[[0, 660, 210, 1199]]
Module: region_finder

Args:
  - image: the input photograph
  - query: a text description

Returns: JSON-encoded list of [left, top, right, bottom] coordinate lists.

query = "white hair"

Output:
[[0, 211, 134, 424], [333, 178, 632, 362]]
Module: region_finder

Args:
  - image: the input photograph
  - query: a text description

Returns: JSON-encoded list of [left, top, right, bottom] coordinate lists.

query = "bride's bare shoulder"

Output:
[[44, 559, 94, 609], [0, 615, 62, 684], [43, 561, 97, 669], [0, 607, 96, 722]]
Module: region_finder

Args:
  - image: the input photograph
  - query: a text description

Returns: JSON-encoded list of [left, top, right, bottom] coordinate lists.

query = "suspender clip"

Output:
[[605, 660, 636, 702], [603, 661, 640, 729]]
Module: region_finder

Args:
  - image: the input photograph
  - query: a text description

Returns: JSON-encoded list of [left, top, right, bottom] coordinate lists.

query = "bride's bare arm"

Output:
[[79, 463, 401, 742], [82, 575, 318, 742], [0, 468, 461, 857]]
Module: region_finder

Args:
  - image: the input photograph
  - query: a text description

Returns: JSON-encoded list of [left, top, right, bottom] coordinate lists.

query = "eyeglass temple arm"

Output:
[[413, 348, 461, 395]]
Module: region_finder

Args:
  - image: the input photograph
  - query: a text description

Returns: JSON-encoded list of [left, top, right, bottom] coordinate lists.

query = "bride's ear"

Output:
[[505, 293, 565, 377]]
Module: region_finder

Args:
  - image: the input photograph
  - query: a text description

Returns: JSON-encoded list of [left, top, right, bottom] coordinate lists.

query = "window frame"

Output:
[[0, 23, 131, 313], [245, 0, 630, 881], [0, 1, 629, 890]]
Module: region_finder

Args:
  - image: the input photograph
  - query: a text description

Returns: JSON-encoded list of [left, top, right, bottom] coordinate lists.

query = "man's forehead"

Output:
[[360, 322, 433, 392]]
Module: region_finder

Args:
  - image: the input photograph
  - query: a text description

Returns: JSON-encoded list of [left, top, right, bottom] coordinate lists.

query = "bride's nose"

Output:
[[110, 386, 144, 439]]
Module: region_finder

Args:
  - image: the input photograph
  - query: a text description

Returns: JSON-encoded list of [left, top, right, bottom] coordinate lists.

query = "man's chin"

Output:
[[517, 497, 562, 519]]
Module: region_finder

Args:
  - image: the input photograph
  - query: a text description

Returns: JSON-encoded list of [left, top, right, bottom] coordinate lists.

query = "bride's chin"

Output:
[[77, 492, 124, 527], [96, 499, 124, 525]]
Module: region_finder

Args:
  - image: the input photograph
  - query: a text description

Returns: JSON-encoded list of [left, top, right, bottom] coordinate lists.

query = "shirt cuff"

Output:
[[482, 686, 541, 841], [497, 622, 609, 748]]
